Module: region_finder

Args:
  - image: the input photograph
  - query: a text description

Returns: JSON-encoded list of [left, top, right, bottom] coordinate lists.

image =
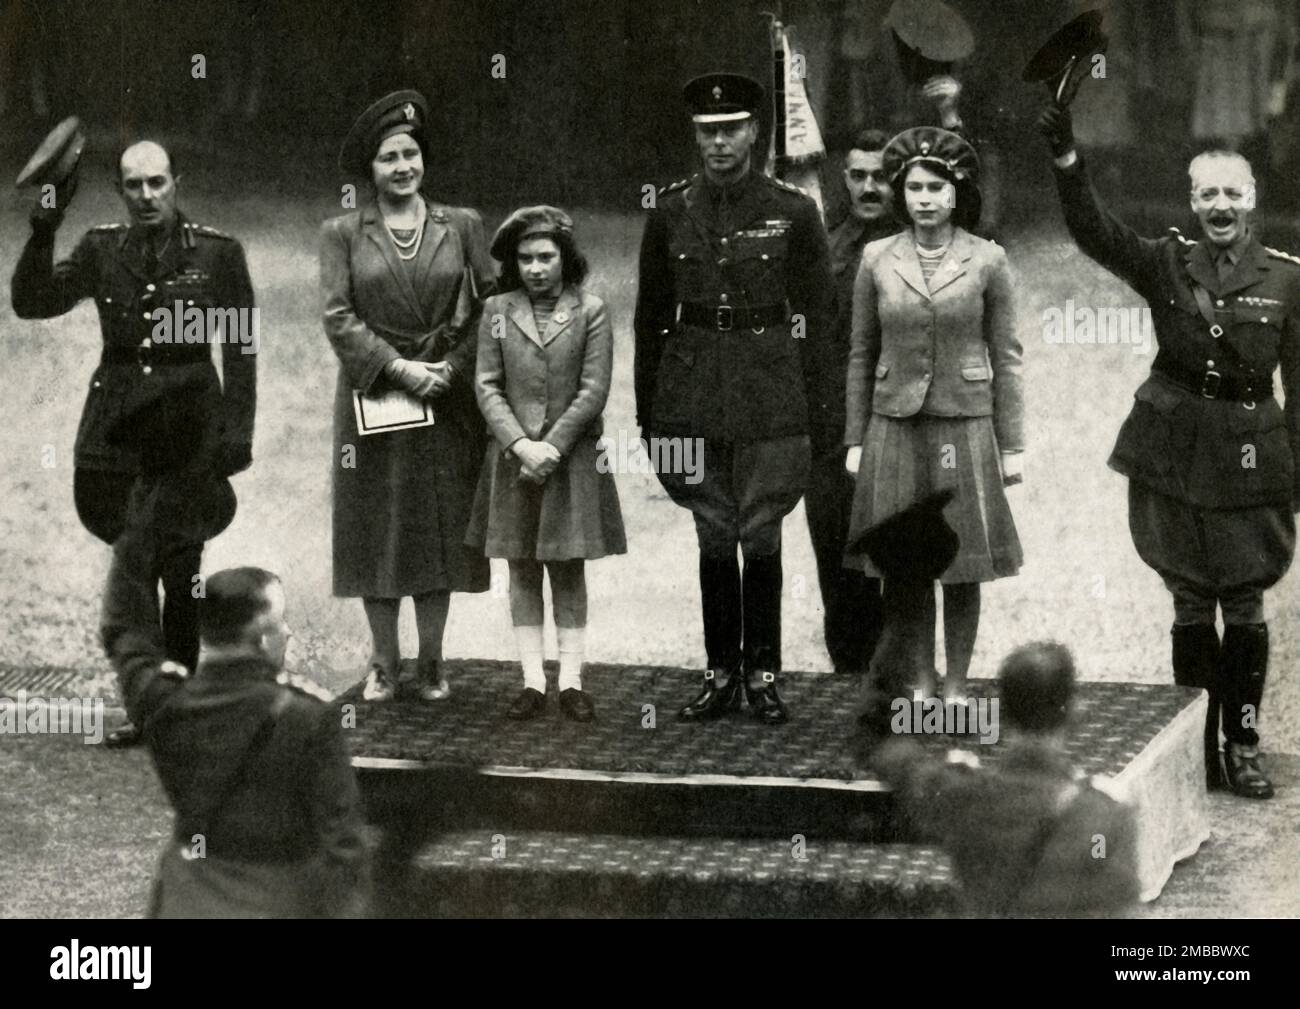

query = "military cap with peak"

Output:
[[16, 116, 86, 189], [1022, 9, 1109, 107], [886, 0, 974, 63], [490, 205, 574, 262], [683, 73, 765, 123], [338, 89, 429, 177], [883, 126, 979, 185]]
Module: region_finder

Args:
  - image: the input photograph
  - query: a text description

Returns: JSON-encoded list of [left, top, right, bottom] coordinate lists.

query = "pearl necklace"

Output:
[[383, 203, 426, 261]]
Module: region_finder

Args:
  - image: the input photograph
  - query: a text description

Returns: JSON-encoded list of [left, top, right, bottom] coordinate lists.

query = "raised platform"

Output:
[[347, 661, 1209, 914]]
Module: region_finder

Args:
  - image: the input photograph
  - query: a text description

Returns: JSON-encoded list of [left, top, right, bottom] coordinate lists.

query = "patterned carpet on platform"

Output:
[[343, 660, 1196, 781]]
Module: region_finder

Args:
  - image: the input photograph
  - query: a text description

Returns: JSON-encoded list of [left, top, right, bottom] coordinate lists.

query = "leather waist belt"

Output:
[[101, 345, 211, 367], [679, 302, 787, 332], [1152, 362, 1271, 403]]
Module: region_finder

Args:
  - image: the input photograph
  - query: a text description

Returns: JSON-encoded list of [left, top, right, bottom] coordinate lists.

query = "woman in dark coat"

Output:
[[844, 126, 1024, 711], [320, 90, 493, 702], [467, 206, 626, 722]]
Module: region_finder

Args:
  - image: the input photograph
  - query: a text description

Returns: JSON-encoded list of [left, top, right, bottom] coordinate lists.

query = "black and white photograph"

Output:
[[0, 0, 1296, 957]]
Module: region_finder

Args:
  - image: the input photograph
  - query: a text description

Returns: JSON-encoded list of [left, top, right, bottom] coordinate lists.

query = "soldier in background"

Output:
[[807, 127, 899, 675], [635, 73, 834, 725], [11, 134, 257, 747], [1040, 103, 1300, 799]]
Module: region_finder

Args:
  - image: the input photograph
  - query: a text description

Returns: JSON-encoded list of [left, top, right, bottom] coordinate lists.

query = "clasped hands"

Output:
[[387, 358, 453, 399], [511, 439, 561, 484]]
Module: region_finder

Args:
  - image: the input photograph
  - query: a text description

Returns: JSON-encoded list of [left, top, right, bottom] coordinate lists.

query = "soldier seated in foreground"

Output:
[[101, 468, 367, 918], [873, 641, 1141, 917]]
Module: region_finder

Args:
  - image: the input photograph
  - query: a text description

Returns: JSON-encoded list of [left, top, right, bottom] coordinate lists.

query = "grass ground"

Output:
[[1, 148, 1297, 917]]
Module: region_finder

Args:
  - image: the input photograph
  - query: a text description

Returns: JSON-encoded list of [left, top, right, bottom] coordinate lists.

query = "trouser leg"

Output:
[[1171, 622, 1222, 786], [699, 551, 742, 673], [1218, 621, 1267, 748], [742, 551, 783, 674]]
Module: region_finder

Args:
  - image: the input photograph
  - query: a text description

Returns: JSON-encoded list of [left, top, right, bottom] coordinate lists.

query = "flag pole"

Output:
[[768, 6, 786, 177]]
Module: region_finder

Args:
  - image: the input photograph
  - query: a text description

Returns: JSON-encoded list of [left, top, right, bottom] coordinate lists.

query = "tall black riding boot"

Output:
[[678, 554, 744, 721], [1219, 623, 1273, 799], [742, 553, 787, 724], [1171, 623, 1221, 789]]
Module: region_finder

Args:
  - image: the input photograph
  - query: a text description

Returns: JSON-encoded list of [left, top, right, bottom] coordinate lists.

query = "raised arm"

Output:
[[1039, 104, 1167, 299], [99, 481, 186, 728], [11, 221, 96, 319]]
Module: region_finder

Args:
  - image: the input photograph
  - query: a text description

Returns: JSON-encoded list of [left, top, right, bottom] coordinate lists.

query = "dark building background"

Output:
[[4, 0, 1300, 230]]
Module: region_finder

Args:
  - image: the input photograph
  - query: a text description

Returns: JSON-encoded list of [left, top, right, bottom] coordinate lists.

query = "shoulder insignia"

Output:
[[1168, 226, 1197, 247], [277, 671, 335, 702], [89, 223, 126, 233], [1265, 245, 1300, 267], [657, 177, 690, 197], [767, 175, 807, 196], [185, 223, 234, 240]]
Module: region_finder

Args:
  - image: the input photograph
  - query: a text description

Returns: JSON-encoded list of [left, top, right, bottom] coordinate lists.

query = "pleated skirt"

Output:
[[466, 437, 627, 561], [845, 413, 1022, 583]]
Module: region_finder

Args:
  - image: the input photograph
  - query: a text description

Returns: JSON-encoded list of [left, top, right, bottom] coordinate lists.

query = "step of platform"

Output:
[[380, 830, 958, 918]]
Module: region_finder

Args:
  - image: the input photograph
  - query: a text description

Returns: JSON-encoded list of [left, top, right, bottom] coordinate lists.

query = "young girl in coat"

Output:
[[467, 206, 626, 721]]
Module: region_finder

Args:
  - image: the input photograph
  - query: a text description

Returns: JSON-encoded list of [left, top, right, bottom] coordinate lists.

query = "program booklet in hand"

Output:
[[352, 389, 435, 435]]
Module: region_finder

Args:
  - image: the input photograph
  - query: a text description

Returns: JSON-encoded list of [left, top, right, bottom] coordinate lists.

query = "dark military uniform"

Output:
[[12, 212, 257, 672], [806, 213, 899, 674], [101, 493, 367, 918], [877, 737, 1141, 916], [1053, 157, 1300, 785], [634, 166, 834, 682]]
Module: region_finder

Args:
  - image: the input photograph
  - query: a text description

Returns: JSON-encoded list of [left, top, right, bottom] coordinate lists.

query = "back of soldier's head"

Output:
[[200, 567, 282, 649], [998, 641, 1076, 733]]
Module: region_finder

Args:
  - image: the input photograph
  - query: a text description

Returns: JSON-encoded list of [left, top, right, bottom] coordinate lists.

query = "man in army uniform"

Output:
[[12, 138, 257, 747], [808, 128, 899, 676], [635, 73, 834, 724], [1039, 104, 1300, 799], [875, 641, 1140, 916], [101, 478, 367, 917]]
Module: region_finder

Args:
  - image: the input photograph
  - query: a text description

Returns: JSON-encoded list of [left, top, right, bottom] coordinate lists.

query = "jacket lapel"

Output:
[[891, 233, 930, 301], [506, 290, 543, 348], [541, 288, 580, 346], [1216, 240, 1270, 298], [361, 203, 423, 319], [412, 199, 450, 303], [1184, 241, 1222, 296], [924, 228, 973, 296]]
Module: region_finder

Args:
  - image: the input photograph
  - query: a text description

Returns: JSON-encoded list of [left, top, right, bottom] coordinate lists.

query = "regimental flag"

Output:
[[766, 22, 826, 217]]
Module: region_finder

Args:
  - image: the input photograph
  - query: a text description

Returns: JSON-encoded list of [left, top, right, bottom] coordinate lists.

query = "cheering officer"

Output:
[[12, 136, 257, 747], [1039, 105, 1300, 798], [809, 128, 900, 675], [635, 73, 834, 724]]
